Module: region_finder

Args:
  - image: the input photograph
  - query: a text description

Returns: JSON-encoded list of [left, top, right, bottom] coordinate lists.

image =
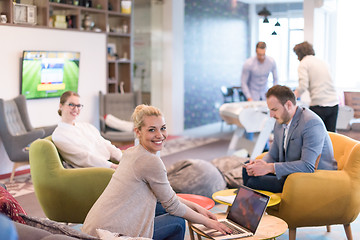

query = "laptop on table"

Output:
[[192, 185, 270, 240]]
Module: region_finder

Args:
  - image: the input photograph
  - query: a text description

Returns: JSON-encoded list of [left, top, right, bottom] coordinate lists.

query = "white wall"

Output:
[[133, 0, 151, 93], [151, 0, 184, 135], [336, 0, 360, 90], [0, 25, 107, 174]]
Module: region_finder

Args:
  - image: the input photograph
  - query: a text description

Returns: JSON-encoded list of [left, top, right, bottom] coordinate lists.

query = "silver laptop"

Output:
[[192, 185, 270, 240]]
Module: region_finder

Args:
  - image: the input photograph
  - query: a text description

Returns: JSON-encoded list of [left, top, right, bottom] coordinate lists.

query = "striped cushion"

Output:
[[4, 100, 27, 136]]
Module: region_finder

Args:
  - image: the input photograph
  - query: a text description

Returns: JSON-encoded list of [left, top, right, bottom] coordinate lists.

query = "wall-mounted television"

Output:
[[21, 50, 80, 99]]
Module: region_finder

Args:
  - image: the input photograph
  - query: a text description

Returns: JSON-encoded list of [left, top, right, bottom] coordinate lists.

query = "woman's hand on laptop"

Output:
[[194, 206, 232, 234], [204, 219, 232, 235]]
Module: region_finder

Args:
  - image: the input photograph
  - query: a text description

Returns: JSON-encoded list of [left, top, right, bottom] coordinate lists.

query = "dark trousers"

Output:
[[310, 105, 339, 132], [242, 165, 285, 193], [153, 202, 186, 240]]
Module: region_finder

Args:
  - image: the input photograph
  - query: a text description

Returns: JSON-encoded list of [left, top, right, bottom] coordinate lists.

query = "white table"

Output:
[[219, 101, 275, 159]]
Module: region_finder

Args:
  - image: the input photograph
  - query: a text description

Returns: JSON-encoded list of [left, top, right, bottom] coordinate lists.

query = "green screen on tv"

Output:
[[21, 51, 80, 99]]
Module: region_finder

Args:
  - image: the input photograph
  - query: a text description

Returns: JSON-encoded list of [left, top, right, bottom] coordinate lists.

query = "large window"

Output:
[[258, 15, 304, 88]]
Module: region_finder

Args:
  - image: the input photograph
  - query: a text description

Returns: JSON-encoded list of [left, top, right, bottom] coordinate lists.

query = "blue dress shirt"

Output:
[[241, 56, 278, 101]]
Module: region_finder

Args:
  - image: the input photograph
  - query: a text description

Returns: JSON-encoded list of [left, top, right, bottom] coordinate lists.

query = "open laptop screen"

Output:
[[227, 186, 270, 234]]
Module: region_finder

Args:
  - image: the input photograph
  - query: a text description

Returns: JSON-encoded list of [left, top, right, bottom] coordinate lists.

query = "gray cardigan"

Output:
[[264, 107, 337, 179], [82, 144, 187, 238]]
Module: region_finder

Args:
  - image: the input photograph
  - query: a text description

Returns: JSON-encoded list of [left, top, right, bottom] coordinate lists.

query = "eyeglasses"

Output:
[[67, 103, 84, 110]]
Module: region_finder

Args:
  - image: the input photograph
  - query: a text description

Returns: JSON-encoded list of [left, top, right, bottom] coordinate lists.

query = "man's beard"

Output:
[[279, 110, 291, 125]]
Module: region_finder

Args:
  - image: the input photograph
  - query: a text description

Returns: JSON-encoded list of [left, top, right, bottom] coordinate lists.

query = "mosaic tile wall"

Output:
[[184, 0, 249, 129]]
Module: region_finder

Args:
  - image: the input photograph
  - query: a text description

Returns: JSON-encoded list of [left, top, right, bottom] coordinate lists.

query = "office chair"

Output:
[[220, 86, 234, 103], [220, 86, 235, 131], [236, 87, 247, 102]]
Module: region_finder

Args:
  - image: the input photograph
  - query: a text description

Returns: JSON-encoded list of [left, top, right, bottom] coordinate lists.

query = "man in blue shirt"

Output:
[[241, 42, 278, 101]]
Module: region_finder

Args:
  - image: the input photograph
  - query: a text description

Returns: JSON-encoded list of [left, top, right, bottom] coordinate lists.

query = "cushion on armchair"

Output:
[[0, 186, 26, 224], [104, 114, 134, 132]]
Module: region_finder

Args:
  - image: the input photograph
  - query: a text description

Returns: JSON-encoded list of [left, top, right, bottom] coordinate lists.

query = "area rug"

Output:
[[0, 173, 33, 198], [0, 136, 219, 198], [161, 137, 218, 157]]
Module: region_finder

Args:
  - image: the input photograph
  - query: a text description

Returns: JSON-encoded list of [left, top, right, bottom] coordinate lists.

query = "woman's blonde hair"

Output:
[[131, 104, 163, 130], [58, 91, 80, 116]]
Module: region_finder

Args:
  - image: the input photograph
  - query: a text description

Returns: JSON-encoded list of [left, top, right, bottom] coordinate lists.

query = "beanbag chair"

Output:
[[167, 159, 226, 198], [211, 155, 248, 188]]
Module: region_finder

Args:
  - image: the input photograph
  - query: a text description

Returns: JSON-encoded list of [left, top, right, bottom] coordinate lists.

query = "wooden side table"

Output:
[[191, 213, 288, 240]]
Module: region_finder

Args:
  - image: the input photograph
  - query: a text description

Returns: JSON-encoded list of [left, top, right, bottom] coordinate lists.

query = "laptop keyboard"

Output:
[[222, 222, 246, 235]]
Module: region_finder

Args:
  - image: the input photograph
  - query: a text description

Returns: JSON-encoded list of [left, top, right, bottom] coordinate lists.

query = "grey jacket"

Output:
[[263, 107, 337, 179]]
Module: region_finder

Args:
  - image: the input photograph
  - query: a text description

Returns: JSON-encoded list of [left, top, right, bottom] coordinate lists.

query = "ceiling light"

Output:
[[272, 31, 277, 35], [258, 7, 271, 17], [275, 21, 280, 27], [258, 6, 271, 24]]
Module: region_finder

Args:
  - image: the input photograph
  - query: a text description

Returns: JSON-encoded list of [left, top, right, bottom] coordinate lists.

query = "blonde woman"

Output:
[[52, 91, 121, 169], [82, 104, 231, 239]]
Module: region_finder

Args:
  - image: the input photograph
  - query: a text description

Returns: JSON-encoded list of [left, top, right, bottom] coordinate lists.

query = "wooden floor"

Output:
[[337, 129, 360, 141]]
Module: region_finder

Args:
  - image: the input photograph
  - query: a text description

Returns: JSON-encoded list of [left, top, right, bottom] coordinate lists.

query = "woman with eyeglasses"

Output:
[[52, 91, 121, 169]]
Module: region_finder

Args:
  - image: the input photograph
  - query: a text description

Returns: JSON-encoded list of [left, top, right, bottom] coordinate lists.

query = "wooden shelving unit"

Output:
[[0, 0, 133, 93]]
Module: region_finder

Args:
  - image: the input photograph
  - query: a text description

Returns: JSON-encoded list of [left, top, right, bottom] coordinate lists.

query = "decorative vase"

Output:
[[82, 14, 94, 30], [0, 14, 7, 23]]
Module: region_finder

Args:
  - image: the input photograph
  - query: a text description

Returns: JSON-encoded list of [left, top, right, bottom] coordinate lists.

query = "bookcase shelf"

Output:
[[0, 0, 133, 93]]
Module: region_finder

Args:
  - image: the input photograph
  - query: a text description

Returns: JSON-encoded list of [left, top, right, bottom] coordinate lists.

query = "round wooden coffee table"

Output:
[[191, 213, 288, 240]]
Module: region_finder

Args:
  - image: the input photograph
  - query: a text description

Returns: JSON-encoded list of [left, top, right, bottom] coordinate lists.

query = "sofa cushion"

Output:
[[20, 214, 99, 240], [0, 185, 26, 224], [15, 221, 52, 240], [96, 229, 152, 240], [104, 114, 134, 132], [42, 235, 81, 240]]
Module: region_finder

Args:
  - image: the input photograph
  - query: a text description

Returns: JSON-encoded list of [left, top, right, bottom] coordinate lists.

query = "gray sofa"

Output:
[[16, 214, 99, 240], [0, 183, 97, 240], [15, 222, 78, 240]]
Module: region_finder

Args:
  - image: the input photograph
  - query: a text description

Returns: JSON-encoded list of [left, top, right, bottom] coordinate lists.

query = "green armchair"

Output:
[[265, 132, 360, 240], [29, 136, 115, 223]]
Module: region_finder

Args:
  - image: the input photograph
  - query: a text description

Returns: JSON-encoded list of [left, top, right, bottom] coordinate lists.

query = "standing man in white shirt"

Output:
[[293, 41, 339, 132], [241, 41, 278, 101]]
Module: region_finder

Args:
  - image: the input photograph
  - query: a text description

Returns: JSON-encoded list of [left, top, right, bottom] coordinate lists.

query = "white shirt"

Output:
[[52, 122, 122, 168], [296, 55, 338, 107], [282, 118, 292, 152]]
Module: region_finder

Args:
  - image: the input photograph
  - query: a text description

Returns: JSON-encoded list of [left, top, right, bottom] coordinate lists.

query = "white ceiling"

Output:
[[239, 0, 302, 3]]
